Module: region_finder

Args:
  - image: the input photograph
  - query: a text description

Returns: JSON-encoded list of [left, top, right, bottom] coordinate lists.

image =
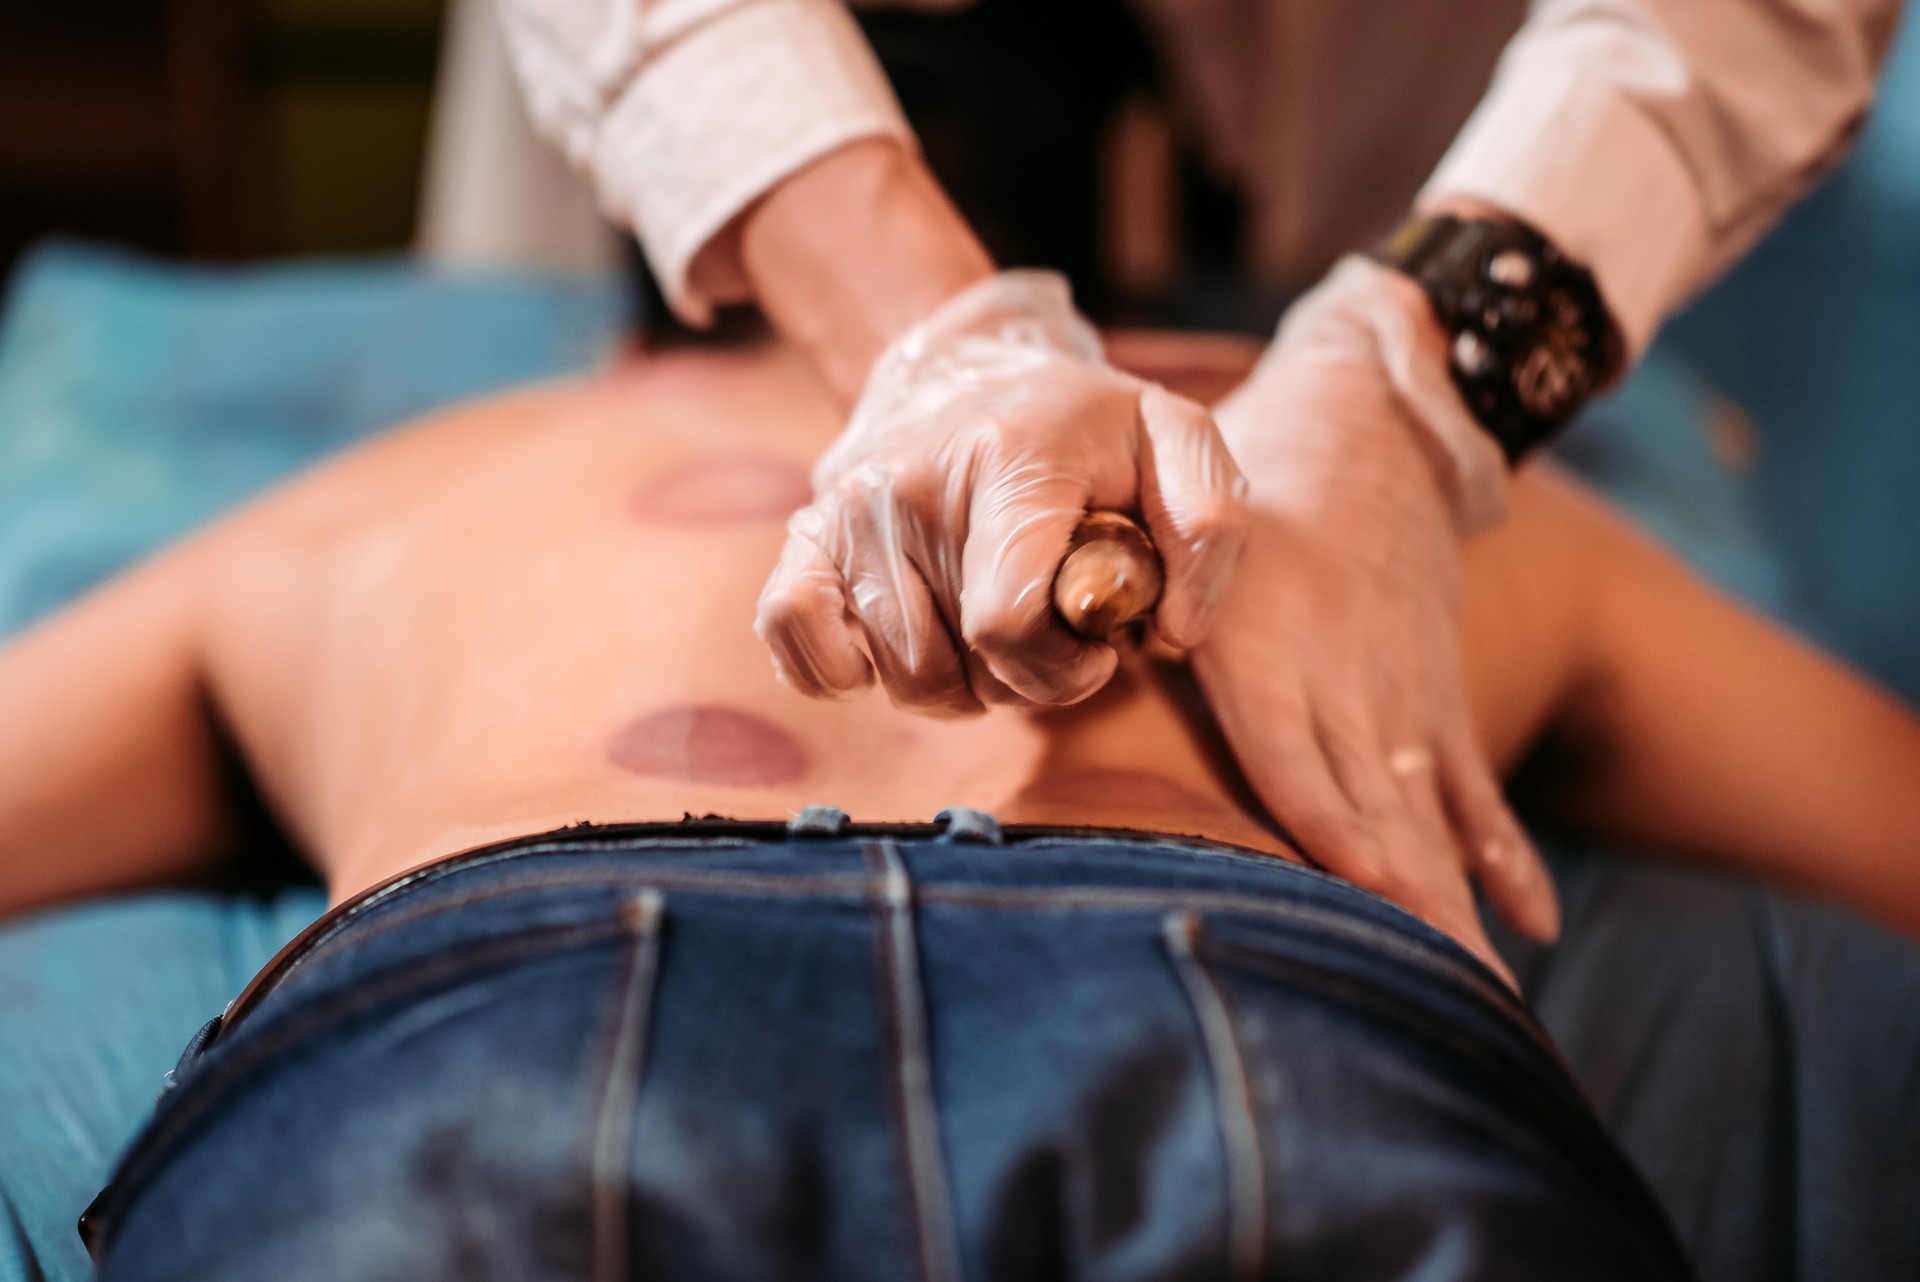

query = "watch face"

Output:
[[1514, 329, 1592, 418], [1374, 214, 1619, 450]]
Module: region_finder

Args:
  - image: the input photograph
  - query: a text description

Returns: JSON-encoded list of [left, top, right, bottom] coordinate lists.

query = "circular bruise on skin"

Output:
[[608, 703, 810, 788], [628, 454, 812, 526]]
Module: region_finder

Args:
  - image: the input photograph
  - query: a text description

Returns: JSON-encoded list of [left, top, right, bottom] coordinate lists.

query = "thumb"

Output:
[[1136, 384, 1249, 650], [960, 466, 1118, 705]]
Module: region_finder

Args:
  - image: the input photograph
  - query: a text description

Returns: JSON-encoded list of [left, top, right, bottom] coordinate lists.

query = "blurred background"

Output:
[[0, 0, 1524, 321], [0, 0, 444, 272]]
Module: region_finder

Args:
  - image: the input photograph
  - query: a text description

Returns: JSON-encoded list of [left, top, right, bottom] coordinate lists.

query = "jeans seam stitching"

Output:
[[918, 884, 1531, 1031], [240, 869, 866, 1027], [253, 837, 758, 996], [864, 839, 961, 1282], [302, 870, 857, 965], [590, 891, 667, 1282], [1163, 913, 1267, 1280], [1195, 932, 1609, 1159]]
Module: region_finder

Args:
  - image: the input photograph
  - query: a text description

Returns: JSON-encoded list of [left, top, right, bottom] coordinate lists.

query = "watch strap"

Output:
[[1373, 213, 1622, 463]]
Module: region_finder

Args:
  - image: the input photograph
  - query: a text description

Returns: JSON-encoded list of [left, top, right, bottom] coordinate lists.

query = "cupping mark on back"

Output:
[[628, 455, 811, 525], [608, 703, 810, 787]]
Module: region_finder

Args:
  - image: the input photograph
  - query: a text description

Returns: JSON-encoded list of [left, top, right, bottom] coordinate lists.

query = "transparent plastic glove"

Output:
[[1192, 258, 1561, 982], [757, 270, 1247, 715]]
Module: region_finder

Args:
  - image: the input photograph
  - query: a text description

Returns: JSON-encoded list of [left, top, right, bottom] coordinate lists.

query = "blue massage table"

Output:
[[0, 245, 630, 1280], [5, 19, 1920, 1271]]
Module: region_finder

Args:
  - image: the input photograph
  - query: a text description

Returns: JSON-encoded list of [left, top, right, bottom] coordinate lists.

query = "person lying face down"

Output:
[[3, 334, 1917, 1279], [5, 334, 1917, 958]]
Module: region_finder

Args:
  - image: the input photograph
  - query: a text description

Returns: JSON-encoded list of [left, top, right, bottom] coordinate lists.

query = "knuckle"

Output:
[[753, 582, 805, 633], [785, 502, 833, 542], [755, 598, 812, 645], [756, 573, 831, 633], [866, 627, 962, 698], [833, 457, 919, 510], [831, 464, 885, 511], [958, 604, 1025, 655]]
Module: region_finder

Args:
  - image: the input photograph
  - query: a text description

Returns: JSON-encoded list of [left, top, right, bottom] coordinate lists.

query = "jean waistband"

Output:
[[204, 809, 1529, 1055]]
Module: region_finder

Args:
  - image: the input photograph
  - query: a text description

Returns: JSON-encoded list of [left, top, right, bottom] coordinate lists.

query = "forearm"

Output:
[[1423, 0, 1898, 355], [1457, 466, 1920, 944], [0, 560, 235, 917], [1534, 500, 1920, 938], [497, 0, 984, 367], [735, 138, 994, 405], [1224, 252, 1502, 533]]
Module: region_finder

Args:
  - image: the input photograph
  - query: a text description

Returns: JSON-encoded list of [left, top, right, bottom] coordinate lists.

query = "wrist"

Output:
[[736, 138, 994, 404], [1219, 360, 1445, 495], [1232, 256, 1509, 532], [835, 267, 1107, 454]]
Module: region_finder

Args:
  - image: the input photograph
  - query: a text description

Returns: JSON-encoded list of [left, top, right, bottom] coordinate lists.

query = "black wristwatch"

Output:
[[1371, 212, 1623, 463]]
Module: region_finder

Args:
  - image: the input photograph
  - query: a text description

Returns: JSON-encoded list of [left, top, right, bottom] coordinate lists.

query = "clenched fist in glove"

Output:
[[1193, 257, 1563, 978], [757, 269, 1248, 715]]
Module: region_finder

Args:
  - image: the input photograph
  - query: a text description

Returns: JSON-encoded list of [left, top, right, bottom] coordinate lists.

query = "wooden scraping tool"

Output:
[[1052, 511, 1164, 640]]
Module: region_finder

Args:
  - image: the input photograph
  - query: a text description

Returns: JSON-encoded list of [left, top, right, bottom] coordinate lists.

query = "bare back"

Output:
[[10, 332, 1920, 943], [187, 342, 1289, 899]]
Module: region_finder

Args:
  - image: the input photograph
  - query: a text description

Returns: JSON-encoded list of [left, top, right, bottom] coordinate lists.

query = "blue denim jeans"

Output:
[[83, 814, 1691, 1280]]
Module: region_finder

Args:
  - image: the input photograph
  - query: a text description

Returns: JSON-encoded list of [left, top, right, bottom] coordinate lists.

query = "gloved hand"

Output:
[[1192, 257, 1562, 978], [756, 269, 1247, 714]]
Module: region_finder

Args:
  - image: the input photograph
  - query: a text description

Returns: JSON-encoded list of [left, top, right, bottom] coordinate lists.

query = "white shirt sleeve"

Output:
[[492, 0, 913, 323], [1423, 0, 1903, 356]]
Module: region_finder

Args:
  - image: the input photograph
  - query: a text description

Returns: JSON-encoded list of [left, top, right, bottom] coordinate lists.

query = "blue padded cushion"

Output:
[[0, 893, 328, 1282], [0, 243, 628, 1281], [0, 241, 630, 635]]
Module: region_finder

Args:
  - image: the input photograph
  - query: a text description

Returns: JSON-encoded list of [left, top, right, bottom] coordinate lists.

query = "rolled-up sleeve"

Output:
[[493, 0, 913, 323], [1423, 0, 1902, 356]]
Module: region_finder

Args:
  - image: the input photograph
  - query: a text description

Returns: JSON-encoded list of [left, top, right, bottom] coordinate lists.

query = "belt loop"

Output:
[[163, 1015, 224, 1097], [934, 807, 1004, 845], [787, 805, 851, 837]]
